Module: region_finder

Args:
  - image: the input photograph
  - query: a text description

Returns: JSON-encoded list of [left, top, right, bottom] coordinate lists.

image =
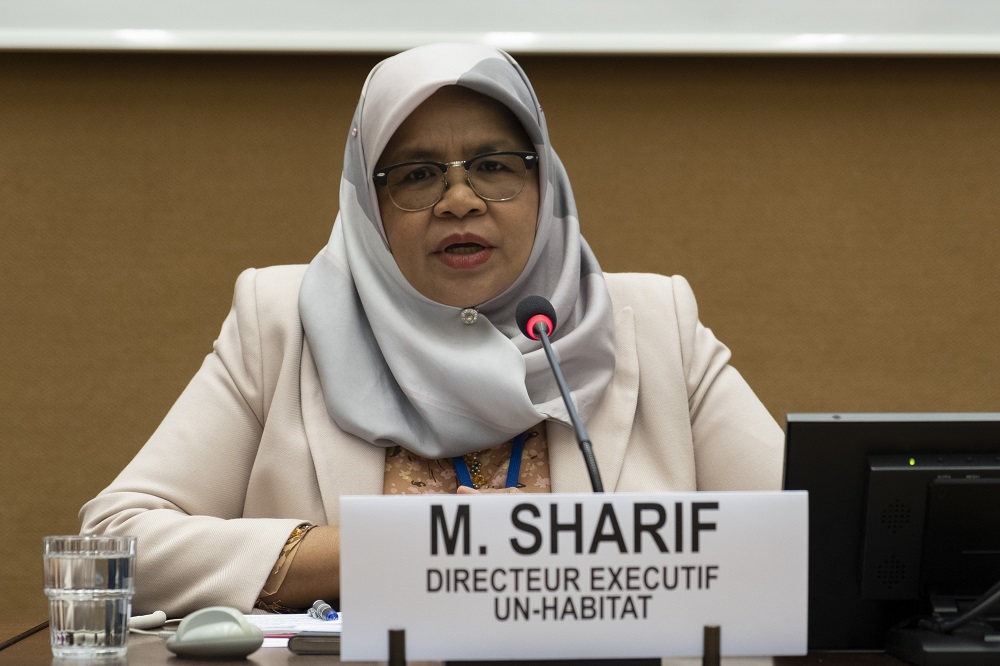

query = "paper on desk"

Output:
[[245, 613, 342, 647]]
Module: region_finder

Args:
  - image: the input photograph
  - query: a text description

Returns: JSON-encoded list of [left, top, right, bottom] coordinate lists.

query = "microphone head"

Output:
[[516, 295, 558, 340]]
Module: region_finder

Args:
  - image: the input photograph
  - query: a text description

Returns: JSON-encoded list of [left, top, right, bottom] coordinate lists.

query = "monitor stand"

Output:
[[885, 617, 1000, 665]]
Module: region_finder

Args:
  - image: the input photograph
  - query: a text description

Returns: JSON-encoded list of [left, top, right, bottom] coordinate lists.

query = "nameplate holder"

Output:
[[340, 491, 807, 661]]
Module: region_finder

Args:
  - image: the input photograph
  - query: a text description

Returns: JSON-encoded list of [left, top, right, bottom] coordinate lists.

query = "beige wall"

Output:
[[2, 52, 998, 623]]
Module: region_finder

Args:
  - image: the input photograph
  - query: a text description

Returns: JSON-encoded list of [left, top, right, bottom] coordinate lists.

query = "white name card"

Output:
[[340, 491, 807, 661]]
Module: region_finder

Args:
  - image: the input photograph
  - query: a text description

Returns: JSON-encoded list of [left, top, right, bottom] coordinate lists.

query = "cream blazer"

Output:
[[80, 266, 783, 616]]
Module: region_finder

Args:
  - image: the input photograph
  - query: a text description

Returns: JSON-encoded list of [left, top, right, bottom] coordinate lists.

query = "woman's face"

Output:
[[375, 86, 539, 308]]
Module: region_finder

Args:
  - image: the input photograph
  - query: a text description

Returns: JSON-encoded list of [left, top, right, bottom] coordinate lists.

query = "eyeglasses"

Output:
[[372, 151, 539, 212]]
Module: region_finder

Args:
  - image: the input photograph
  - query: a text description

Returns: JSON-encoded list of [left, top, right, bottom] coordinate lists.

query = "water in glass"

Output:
[[43, 536, 135, 658]]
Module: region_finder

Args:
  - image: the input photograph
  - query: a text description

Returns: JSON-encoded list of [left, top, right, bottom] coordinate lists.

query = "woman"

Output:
[[80, 43, 783, 617]]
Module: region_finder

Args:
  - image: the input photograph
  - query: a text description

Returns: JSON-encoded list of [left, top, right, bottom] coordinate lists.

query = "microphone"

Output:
[[516, 296, 604, 493]]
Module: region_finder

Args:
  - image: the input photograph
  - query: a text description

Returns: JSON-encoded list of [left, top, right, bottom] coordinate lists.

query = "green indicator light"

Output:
[[909, 457, 916, 466]]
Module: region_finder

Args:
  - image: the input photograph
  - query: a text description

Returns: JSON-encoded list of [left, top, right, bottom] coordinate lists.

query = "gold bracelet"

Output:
[[254, 598, 303, 614], [258, 523, 314, 601]]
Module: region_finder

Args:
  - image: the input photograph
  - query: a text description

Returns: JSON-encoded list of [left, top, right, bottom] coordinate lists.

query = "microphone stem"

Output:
[[536, 326, 604, 493]]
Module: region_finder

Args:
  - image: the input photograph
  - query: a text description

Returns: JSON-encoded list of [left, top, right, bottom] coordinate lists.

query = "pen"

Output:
[[309, 599, 339, 621]]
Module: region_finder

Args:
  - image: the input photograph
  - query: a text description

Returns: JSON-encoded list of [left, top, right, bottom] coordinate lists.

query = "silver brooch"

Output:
[[459, 308, 479, 325]]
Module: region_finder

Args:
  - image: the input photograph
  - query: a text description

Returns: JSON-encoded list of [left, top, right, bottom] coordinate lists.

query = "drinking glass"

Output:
[[43, 535, 136, 658]]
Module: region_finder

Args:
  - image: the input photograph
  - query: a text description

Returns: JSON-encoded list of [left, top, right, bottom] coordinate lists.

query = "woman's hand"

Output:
[[457, 485, 524, 495]]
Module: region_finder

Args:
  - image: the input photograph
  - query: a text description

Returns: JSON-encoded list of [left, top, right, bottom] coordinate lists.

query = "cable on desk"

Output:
[[0, 620, 49, 652]]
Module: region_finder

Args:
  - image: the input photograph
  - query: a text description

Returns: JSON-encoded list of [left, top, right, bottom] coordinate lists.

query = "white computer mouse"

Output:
[[165, 606, 264, 659]]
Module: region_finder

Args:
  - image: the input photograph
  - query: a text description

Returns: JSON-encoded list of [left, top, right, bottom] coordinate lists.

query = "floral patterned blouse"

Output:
[[383, 422, 551, 494]]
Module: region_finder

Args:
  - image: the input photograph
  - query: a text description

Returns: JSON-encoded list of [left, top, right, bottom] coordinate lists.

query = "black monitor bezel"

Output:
[[782, 412, 1000, 650]]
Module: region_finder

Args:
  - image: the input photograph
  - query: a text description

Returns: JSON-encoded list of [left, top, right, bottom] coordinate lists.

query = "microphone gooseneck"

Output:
[[516, 296, 604, 493]]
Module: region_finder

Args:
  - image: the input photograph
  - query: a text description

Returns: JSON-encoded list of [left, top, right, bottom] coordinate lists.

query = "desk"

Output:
[[0, 623, 910, 666]]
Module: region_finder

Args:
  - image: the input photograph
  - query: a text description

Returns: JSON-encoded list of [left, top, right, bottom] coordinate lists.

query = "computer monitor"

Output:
[[782, 413, 1000, 662]]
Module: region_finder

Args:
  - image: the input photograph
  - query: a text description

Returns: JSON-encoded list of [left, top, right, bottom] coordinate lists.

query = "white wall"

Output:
[[1, 0, 999, 54]]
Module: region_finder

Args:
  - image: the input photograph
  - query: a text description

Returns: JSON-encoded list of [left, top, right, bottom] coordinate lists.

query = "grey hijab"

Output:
[[298, 43, 615, 459]]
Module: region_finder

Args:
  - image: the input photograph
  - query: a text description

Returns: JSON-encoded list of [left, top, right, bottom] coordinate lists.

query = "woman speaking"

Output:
[[80, 43, 783, 617]]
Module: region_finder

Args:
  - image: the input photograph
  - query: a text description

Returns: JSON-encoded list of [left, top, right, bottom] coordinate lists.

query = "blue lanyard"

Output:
[[452, 431, 528, 490]]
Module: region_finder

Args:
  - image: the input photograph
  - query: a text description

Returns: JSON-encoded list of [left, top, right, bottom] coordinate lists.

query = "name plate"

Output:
[[340, 491, 807, 661]]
